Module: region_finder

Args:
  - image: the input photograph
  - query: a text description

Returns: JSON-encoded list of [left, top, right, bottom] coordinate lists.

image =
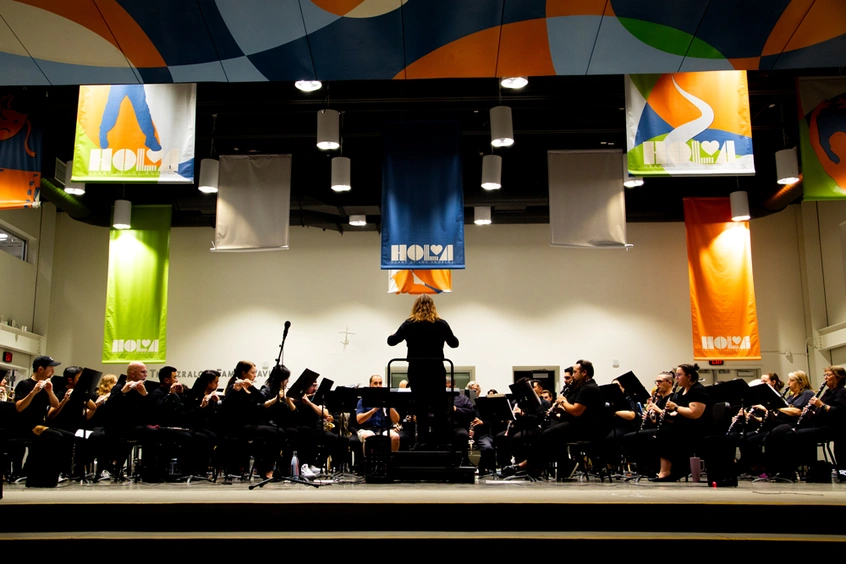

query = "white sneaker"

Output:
[[301, 464, 317, 478], [308, 465, 321, 474]]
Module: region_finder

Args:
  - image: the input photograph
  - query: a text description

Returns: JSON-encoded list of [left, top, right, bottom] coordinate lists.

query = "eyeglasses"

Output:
[[654, 379, 672, 384]]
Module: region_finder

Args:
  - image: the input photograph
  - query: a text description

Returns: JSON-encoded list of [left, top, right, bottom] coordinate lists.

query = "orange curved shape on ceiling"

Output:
[[761, 0, 814, 57], [311, 0, 367, 17], [95, 0, 166, 68], [546, 0, 607, 18], [396, 26, 500, 79], [497, 18, 555, 77], [784, 0, 846, 53]]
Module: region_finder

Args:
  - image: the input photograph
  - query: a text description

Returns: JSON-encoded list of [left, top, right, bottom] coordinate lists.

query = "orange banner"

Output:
[[684, 198, 760, 360], [388, 270, 452, 294]]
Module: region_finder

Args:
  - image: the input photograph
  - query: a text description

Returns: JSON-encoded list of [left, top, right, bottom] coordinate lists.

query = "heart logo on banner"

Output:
[[430, 244, 443, 256], [141, 339, 151, 349], [701, 141, 719, 155], [732, 336, 742, 345]]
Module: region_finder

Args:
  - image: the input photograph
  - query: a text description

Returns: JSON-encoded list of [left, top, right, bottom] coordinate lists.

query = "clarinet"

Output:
[[656, 382, 679, 430], [795, 383, 827, 428], [638, 390, 658, 431]]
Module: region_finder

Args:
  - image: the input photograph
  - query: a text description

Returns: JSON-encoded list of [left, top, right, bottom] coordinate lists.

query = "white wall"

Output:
[[0, 207, 41, 328], [43, 207, 808, 393]]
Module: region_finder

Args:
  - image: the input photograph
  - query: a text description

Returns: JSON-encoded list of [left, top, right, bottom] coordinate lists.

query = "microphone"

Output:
[[283, 320, 291, 339]]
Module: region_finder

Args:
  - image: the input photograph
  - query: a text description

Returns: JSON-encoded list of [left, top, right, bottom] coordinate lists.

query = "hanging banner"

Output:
[[103, 206, 171, 364], [214, 155, 290, 251], [548, 150, 627, 248], [626, 71, 754, 176], [381, 121, 465, 270], [388, 270, 452, 294], [72, 84, 196, 183], [797, 77, 846, 200], [0, 94, 41, 210], [684, 198, 760, 361]]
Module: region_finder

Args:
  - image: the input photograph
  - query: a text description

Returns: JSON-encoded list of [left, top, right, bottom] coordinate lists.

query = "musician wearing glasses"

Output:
[[502, 360, 603, 477], [621, 372, 674, 477], [651, 363, 710, 482], [765, 366, 846, 481]]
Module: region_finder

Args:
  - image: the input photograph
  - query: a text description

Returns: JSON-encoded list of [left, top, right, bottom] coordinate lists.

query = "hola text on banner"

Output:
[[0, 94, 41, 210], [626, 71, 754, 177], [381, 121, 465, 270], [684, 198, 760, 361], [797, 77, 846, 200], [103, 205, 171, 364], [73, 84, 196, 184]]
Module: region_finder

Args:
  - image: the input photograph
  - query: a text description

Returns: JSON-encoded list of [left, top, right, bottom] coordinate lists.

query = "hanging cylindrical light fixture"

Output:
[[331, 156, 351, 192], [775, 147, 800, 185], [490, 106, 514, 148], [730, 191, 750, 222], [198, 158, 219, 193], [481, 154, 502, 190], [295, 80, 322, 92], [113, 199, 132, 230], [63, 160, 85, 195], [349, 214, 366, 226], [621, 154, 644, 188], [317, 109, 340, 150], [500, 77, 528, 89], [474, 206, 492, 225]]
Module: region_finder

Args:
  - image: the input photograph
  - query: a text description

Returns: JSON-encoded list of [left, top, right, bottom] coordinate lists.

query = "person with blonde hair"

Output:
[[388, 295, 458, 447]]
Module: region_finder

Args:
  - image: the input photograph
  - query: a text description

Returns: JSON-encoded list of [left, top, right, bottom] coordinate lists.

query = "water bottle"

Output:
[[290, 451, 300, 477], [832, 467, 838, 484]]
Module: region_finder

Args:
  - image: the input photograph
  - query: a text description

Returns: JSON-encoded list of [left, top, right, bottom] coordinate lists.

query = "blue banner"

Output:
[[381, 121, 465, 270]]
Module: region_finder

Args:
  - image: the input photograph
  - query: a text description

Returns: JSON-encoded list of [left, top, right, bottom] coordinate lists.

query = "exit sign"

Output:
[[709, 360, 725, 366]]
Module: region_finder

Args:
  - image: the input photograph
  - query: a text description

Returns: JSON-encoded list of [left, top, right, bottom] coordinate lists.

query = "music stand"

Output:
[[287, 369, 320, 400], [475, 396, 515, 426], [615, 371, 650, 405], [509, 378, 541, 411], [325, 386, 361, 482]]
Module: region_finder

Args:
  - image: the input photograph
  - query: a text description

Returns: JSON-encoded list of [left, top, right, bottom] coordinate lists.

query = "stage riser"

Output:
[[1, 503, 845, 536]]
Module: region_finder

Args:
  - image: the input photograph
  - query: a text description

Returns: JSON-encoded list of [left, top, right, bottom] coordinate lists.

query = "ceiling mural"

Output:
[[0, 0, 843, 85]]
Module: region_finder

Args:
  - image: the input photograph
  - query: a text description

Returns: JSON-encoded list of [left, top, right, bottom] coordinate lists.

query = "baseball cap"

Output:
[[32, 355, 61, 370]]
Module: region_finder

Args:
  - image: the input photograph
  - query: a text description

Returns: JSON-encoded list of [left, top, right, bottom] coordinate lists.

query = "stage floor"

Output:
[[3, 474, 846, 505]]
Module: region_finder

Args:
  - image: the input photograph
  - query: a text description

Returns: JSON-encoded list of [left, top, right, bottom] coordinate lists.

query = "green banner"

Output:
[[103, 205, 171, 364]]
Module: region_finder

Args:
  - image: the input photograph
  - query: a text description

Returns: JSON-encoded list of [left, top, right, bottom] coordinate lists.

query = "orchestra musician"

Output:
[[765, 366, 846, 481], [621, 372, 675, 477], [221, 360, 286, 479], [503, 360, 604, 478], [13, 355, 75, 482], [355, 374, 401, 453], [651, 363, 711, 482]]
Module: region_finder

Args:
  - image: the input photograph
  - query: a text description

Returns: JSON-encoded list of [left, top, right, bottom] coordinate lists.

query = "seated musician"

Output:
[[13, 355, 75, 481], [468, 383, 498, 475], [355, 374, 400, 453], [651, 363, 711, 482], [292, 379, 344, 475], [147, 366, 213, 478], [765, 366, 846, 481], [221, 360, 286, 479], [448, 376, 475, 465], [621, 372, 674, 476]]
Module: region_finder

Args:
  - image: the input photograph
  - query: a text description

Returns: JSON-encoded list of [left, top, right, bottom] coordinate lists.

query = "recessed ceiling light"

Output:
[[295, 80, 322, 92], [500, 77, 528, 89]]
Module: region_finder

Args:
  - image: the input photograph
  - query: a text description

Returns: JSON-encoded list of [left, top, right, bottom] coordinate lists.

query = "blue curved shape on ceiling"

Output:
[[308, 10, 405, 80], [116, 0, 219, 66], [402, 0, 503, 65], [693, 0, 791, 59]]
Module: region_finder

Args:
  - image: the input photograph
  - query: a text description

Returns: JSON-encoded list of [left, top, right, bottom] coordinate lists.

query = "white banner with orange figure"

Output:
[[388, 270, 452, 294], [684, 198, 760, 360], [72, 84, 196, 183]]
